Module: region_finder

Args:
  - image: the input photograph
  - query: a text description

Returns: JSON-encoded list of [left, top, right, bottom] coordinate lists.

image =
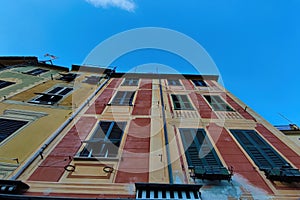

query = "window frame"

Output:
[[0, 80, 15, 90], [167, 79, 182, 86], [171, 94, 194, 110], [204, 95, 234, 112], [110, 91, 136, 106], [78, 121, 126, 159], [179, 128, 223, 168], [24, 68, 49, 76], [192, 80, 207, 87], [0, 118, 29, 145], [58, 73, 78, 82], [29, 86, 73, 105], [230, 129, 289, 170], [122, 78, 139, 86], [83, 75, 102, 85]]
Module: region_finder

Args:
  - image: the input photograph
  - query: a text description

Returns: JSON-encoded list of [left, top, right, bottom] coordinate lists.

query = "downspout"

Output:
[[10, 77, 111, 180], [158, 78, 174, 184]]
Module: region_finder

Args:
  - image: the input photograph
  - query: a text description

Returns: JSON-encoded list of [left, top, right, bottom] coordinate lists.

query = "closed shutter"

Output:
[[180, 128, 222, 168], [180, 128, 232, 181], [230, 130, 288, 169], [0, 119, 28, 142]]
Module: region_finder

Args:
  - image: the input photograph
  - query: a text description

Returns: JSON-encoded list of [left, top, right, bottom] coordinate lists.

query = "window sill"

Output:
[[173, 108, 195, 111], [106, 103, 133, 106], [73, 156, 120, 162]]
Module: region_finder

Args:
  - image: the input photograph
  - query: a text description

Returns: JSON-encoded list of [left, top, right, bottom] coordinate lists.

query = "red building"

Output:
[[1, 66, 300, 199]]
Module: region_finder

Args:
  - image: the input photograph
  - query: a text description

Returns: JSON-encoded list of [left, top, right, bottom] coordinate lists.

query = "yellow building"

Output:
[[0, 57, 110, 180], [0, 58, 299, 199]]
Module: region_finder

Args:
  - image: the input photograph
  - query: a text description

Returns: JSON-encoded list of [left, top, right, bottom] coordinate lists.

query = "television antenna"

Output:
[[278, 113, 299, 130]]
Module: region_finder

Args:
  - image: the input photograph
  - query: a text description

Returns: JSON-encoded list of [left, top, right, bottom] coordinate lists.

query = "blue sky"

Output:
[[0, 0, 299, 126]]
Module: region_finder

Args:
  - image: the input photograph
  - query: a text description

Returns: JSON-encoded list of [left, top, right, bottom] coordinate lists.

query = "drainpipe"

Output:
[[159, 78, 174, 184], [10, 77, 110, 180]]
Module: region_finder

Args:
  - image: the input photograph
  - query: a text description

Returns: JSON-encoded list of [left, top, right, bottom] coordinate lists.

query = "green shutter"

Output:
[[204, 95, 234, 111], [180, 129, 222, 167], [171, 94, 193, 110], [180, 128, 232, 181], [231, 129, 300, 182], [230, 130, 288, 169]]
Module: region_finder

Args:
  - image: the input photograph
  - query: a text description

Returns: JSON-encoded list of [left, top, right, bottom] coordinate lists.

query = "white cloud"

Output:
[[85, 0, 136, 12]]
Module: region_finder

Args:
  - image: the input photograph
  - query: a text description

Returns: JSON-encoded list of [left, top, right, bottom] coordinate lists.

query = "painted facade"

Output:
[[0, 57, 109, 180], [0, 59, 299, 199]]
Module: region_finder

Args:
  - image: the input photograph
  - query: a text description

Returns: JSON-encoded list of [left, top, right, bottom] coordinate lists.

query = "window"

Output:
[[171, 94, 193, 110], [231, 129, 300, 182], [231, 130, 289, 170], [30, 86, 73, 105], [180, 128, 232, 181], [110, 91, 135, 106], [83, 76, 101, 85], [0, 80, 15, 90], [192, 80, 207, 87], [122, 78, 139, 86], [79, 121, 126, 158], [204, 95, 234, 111], [180, 128, 222, 168], [0, 118, 28, 143], [58, 73, 77, 82], [168, 79, 182, 86], [24, 68, 49, 76]]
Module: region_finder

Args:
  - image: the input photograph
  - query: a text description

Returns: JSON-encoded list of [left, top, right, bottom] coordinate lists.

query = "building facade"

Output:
[[0, 57, 110, 180], [0, 59, 299, 199]]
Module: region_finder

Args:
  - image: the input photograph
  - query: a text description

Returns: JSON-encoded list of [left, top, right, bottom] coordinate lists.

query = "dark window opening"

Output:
[[122, 78, 139, 86], [180, 128, 233, 181], [58, 73, 77, 82], [30, 87, 73, 105], [0, 119, 28, 143], [24, 68, 49, 76], [168, 79, 182, 86], [79, 121, 126, 158], [0, 80, 15, 89], [192, 80, 207, 87], [204, 95, 234, 111], [110, 91, 135, 106], [171, 94, 193, 110]]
